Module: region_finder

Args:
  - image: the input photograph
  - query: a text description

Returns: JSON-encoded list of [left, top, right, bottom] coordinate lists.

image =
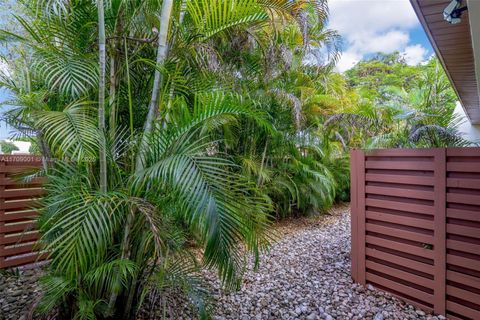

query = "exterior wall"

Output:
[[350, 148, 480, 319], [455, 103, 480, 142]]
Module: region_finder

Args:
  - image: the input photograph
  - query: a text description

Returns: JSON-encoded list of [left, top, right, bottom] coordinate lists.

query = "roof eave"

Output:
[[410, 0, 480, 124]]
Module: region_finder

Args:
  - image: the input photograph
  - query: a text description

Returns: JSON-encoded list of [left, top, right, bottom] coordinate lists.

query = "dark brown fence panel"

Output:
[[351, 148, 480, 319], [0, 155, 46, 269], [445, 148, 480, 320]]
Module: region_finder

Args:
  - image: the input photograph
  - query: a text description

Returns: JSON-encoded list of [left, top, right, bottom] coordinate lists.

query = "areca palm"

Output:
[[37, 106, 270, 318], [1, 0, 329, 318]]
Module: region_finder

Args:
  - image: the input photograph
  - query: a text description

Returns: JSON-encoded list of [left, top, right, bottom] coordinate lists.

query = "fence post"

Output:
[[350, 149, 366, 285], [0, 160, 5, 269], [357, 150, 366, 285], [350, 150, 358, 282], [433, 148, 446, 315]]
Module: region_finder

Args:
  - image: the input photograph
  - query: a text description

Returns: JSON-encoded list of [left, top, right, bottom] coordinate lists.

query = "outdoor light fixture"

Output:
[[443, 0, 468, 24]]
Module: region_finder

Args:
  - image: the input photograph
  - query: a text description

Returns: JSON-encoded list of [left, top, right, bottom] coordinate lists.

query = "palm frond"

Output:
[[187, 0, 269, 40], [136, 128, 271, 287], [39, 163, 127, 277], [35, 100, 99, 161], [33, 49, 98, 97]]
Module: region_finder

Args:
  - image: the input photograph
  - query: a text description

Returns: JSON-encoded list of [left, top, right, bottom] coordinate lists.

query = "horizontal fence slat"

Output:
[[0, 199, 39, 210], [0, 222, 36, 234], [387, 291, 434, 314], [366, 247, 433, 275], [366, 149, 436, 157], [366, 198, 435, 215], [366, 272, 433, 303], [366, 260, 434, 289], [447, 239, 480, 255], [0, 166, 42, 173], [447, 224, 480, 239], [447, 148, 480, 157], [366, 235, 434, 259], [366, 161, 434, 171], [0, 210, 38, 222], [446, 208, 480, 223], [366, 211, 434, 230], [1, 188, 45, 199], [447, 254, 480, 271], [447, 270, 480, 291], [366, 186, 434, 200], [447, 193, 480, 206], [446, 285, 480, 306], [366, 174, 434, 186], [0, 252, 48, 269], [366, 223, 433, 244], [0, 232, 39, 245], [0, 177, 46, 186], [447, 162, 480, 173], [0, 243, 37, 256], [446, 301, 480, 320], [447, 178, 480, 190]]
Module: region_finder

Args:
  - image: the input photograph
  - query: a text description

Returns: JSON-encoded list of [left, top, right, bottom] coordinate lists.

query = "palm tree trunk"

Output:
[[135, 0, 174, 172], [121, 4, 174, 314], [98, 0, 108, 192], [108, 8, 124, 140], [109, 54, 117, 138], [124, 38, 134, 137], [114, 2, 174, 314]]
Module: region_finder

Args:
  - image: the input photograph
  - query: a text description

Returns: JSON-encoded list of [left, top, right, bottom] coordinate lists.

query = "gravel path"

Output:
[[203, 206, 444, 320]]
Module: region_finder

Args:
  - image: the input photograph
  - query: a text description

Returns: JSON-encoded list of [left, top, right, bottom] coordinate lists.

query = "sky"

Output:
[[0, 61, 14, 140], [328, 0, 434, 72]]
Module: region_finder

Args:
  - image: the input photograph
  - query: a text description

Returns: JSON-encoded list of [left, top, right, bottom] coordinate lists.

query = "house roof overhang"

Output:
[[410, 0, 480, 124]]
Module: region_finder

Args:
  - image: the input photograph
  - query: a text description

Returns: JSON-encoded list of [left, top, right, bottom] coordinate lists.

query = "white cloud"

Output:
[[336, 50, 362, 73], [329, 0, 418, 37], [353, 30, 410, 53], [329, 0, 423, 72], [402, 44, 428, 65]]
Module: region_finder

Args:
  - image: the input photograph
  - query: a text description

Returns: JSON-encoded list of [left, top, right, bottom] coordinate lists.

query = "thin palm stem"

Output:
[[136, 0, 174, 172], [98, 0, 108, 192]]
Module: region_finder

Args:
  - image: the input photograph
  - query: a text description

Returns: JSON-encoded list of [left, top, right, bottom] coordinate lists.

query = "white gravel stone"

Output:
[[149, 206, 443, 319]]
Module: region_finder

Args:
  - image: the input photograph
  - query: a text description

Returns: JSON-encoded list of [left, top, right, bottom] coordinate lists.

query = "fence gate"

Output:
[[0, 155, 46, 269], [350, 148, 480, 320]]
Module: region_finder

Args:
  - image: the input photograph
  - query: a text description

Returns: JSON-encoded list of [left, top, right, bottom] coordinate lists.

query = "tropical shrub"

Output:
[[329, 54, 475, 149], [0, 0, 345, 318]]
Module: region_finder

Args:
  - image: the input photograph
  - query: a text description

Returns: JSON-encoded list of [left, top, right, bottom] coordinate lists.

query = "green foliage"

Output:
[[0, 140, 19, 154], [337, 54, 474, 149], [1, 0, 474, 318], [1, 0, 340, 319], [345, 52, 421, 101]]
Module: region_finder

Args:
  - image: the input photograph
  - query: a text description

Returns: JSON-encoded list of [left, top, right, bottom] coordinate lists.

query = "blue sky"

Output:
[[0, 87, 14, 139], [328, 0, 434, 72]]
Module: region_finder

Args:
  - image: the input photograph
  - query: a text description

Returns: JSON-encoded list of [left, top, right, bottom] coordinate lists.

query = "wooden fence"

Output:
[[350, 148, 480, 320], [0, 155, 46, 269]]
